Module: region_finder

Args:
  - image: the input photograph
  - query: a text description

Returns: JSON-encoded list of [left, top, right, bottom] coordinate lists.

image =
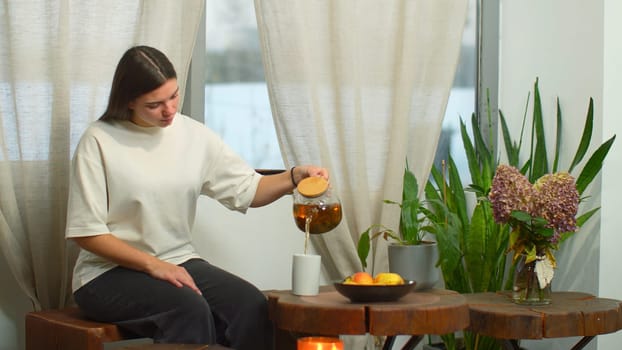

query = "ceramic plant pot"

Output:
[[388, 241, 439, 290]]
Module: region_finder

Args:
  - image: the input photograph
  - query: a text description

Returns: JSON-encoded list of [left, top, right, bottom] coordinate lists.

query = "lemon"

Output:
[[373, 272, 405, 285], [342, 276, 355, 285]]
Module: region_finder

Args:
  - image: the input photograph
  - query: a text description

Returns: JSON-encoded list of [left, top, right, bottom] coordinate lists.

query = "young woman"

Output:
[[65, 45, 327, 349]]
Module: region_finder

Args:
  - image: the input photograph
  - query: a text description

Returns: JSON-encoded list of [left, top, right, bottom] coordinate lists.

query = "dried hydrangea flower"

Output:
[[489, 165, 535, 223], [533, 172, 579, 242]]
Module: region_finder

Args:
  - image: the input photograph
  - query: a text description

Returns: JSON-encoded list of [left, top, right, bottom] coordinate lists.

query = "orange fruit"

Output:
[[345, 272, 374, 285]]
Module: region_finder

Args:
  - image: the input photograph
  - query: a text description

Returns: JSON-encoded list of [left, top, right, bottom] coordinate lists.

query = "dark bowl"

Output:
[[333, 280, 416, 302]]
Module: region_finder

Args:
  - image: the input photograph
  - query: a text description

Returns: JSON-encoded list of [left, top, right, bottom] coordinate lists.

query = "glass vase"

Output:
[[512, 254, 552, 305]]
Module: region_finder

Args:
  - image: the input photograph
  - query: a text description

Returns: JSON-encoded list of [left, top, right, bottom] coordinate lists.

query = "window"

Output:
[[204, 0, 282, 169], [193, 0, 483, 173], [438, 0, 478, 183]]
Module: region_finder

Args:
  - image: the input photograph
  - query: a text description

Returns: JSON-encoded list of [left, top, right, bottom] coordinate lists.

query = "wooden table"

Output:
[[267, 286, 469, 350], [465, 291, 622, 350]]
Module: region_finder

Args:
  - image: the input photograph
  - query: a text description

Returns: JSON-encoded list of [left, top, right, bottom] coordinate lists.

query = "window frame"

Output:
[[476, 0, 500, 150]]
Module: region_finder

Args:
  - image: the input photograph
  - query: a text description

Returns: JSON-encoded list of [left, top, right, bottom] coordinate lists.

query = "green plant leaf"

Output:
[[461, 116, 481, 185], [471, 114, 494, 189], [425, 173, 443, 207], [465, 202, 489, 292], [552, 98, 562, 173], [569, 98, 594, 173], [491, 225, 510, 290], [447, 157, 469, 228], [576, 207, 600, 227], [510, 210, 532, 222], [530, 77, 549, 181], [482, 203, 505, 292], [400, 200, 419, 243], [575, 135, 616, 194], [499, 110, 519, 167], [511, 89, 531, 170], [557, 207, 602, 245], [357, 229, 371, 270], [398, 168, 423, 244], [402, 166, 418, 202], [432, 212, 465, 290]]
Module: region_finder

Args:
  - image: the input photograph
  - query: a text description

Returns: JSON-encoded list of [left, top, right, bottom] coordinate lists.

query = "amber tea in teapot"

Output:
[[293, 176, 342, 235], [293, 202, 342, 234]]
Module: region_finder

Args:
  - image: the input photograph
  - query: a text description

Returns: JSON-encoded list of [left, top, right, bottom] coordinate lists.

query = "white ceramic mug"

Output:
[[291, 253, 321, 296]]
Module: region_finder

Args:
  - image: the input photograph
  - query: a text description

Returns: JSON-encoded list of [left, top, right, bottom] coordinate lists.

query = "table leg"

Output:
[[401, 335, 423, 350], [382, 335, 423, 350], [571, 336, 595, 350], [500, 339, 521, 350], [273, 328, 297, 350], [499, 336, 595, 350], [383, 336, 396, 350]]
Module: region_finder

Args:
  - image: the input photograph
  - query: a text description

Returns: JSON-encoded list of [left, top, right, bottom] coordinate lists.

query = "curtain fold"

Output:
[[0, 0, 204, 310], [255, 0, 467, 282]]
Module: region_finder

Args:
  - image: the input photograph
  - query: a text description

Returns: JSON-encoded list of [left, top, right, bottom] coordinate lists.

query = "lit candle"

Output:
[[297, 336, 344, 350]]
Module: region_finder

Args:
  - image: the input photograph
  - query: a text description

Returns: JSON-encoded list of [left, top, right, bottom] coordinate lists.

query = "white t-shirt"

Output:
[[65, 114, 262, 292]]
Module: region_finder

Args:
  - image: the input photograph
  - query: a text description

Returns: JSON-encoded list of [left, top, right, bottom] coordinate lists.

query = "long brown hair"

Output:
[[99, 46, 177, 121]]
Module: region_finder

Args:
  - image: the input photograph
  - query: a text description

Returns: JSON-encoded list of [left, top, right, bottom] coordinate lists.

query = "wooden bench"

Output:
[[25, 307, 140, 350], [25, 307, 224, 350]]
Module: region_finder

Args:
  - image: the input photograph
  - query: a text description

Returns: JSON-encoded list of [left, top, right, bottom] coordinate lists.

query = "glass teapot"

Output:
[[292, 177, 342, 234]]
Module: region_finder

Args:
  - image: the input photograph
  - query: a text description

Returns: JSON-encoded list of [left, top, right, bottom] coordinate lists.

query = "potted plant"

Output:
[[357, 164, 440, 290], [424, 78, 615, 350]]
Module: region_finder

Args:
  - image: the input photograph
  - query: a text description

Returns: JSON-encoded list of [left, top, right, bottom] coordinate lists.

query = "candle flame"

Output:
[[298, 337, 343, 350]]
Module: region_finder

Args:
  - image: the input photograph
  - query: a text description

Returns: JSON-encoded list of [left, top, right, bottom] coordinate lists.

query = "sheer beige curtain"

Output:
[[256, 0, 467, 278], [0, 0, 203, 310]]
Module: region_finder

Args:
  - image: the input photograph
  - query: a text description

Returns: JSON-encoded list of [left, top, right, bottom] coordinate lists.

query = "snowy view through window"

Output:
[[205, 0, 476, 174]]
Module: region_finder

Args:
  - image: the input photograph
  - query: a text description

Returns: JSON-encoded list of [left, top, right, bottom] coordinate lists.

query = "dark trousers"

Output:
[[74, 258, 273, 350]]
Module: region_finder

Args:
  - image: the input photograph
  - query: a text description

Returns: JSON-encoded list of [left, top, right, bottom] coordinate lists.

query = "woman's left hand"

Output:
[[251, 165, 330, 208], [292, 165, 329, 185]]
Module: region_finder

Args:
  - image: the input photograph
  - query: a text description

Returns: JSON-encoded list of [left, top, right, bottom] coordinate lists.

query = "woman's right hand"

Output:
[[71, 234, 202, 295], [145, 259, 202, 295]]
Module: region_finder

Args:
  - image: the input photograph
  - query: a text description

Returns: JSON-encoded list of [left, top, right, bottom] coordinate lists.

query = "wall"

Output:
[[192, 195, 326, 292], [500, 0, 622, 349], [600, 0, 622, 349]]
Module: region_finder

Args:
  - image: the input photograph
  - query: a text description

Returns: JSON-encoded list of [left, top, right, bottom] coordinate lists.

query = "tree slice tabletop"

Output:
[[465, 291, 622, 340], [266, 285, 469, 337]]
